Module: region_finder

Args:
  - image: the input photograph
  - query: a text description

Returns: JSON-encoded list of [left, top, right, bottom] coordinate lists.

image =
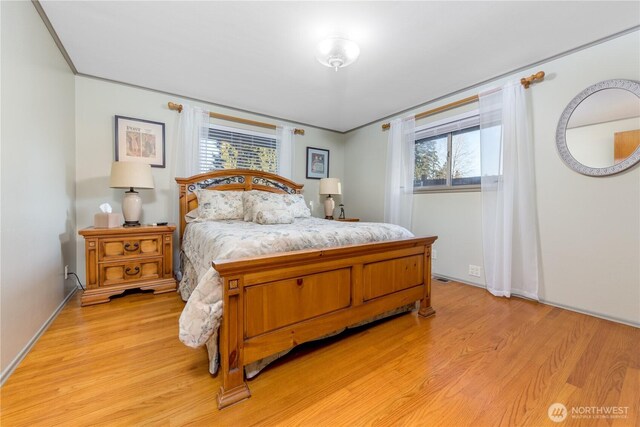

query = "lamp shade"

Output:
[[109, 161, 154, 189], [319, 178, 342, 195]]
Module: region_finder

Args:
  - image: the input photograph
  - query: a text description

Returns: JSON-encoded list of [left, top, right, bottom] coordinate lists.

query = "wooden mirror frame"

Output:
[[556, 79, 640, 176]]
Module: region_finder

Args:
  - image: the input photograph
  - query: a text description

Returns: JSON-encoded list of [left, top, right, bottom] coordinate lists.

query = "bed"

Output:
[[175, 170, 437, 409]]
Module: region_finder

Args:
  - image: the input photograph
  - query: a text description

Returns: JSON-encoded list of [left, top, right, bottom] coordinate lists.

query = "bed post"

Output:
[[418, 244, 436, 318], [178, 182, 188, 244], [217, 276, 250, 409]]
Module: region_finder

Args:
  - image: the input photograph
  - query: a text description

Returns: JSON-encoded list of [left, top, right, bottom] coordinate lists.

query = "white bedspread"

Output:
[[178, 217, 413, 371]]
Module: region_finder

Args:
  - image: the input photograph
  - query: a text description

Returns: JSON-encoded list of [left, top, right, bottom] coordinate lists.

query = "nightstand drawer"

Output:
[[100, 258, 163, 287], [99, 235, 162, 261]]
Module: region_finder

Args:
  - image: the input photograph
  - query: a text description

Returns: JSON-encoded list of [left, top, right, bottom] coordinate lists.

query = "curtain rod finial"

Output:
[[521, 71, 545, 89], [168, 102, 183, 113]]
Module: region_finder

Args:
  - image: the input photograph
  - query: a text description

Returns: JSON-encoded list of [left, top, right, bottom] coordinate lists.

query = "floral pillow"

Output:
[[287, 193, 311, 218], [255, 209, 294, 225], [243, 191, 289, 221], [243, 190, 311, 221], [194, 189, 244, 220], [185, 208, 199, 224]]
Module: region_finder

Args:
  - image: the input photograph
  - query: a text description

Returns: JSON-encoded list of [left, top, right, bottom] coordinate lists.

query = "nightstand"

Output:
[[336, 218, 360, 222], [78, 224, 177, 306]]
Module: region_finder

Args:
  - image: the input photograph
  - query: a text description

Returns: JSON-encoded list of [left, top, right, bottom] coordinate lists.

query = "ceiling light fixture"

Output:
[[315, 37, 360, 72]]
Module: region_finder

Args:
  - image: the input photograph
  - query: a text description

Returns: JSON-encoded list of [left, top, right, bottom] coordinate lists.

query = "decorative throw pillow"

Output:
[[254, 209, 294, 225], [243, 190, 310, 221], [185, 208, 199, 223], [242, 190, 288, 221], [195, 189, 244, 220], [286, 194, 311, 218]]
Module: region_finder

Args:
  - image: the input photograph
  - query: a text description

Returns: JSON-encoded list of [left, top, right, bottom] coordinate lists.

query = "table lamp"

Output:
[[319, 178, 342, 219], [109, 161, 154, 227]]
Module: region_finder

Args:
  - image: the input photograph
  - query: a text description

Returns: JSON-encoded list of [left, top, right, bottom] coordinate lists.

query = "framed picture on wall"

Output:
[[115, 115, 166, 168], [306, 147, 329, 179]]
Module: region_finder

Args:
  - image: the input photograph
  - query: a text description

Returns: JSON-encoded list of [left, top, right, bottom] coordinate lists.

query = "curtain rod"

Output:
[[381, 71, 545, 131], [168, 102, 305, 135]]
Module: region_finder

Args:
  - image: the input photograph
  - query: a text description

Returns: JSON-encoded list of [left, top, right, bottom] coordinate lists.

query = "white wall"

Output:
[[1, 2, 77, 377], [344, 31, 640, 325], [567, 116, 640, 167], [74, 76, 345, 282]]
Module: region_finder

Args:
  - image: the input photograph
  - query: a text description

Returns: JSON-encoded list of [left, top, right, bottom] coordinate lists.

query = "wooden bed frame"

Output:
[[176, 169, 437, 409]]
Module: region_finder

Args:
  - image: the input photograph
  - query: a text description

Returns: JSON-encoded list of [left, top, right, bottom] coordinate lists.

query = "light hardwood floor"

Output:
[[1, 281, 638, 426]]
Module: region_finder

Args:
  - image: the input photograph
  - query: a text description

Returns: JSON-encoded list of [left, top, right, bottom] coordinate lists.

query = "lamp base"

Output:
[[122, 188, 143, 226], [324, 195, 335, 219]]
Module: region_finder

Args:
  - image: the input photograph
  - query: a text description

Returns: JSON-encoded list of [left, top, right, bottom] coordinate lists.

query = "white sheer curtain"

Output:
[[173, 104, 209, 179], [171, 104, 209, 271], [276, 126, 294, 179], [479, 82, 540, 299], [384, 116, 416, 231]]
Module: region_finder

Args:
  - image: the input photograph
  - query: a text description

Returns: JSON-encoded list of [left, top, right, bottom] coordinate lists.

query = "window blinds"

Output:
[[199, 125, 279, 173]]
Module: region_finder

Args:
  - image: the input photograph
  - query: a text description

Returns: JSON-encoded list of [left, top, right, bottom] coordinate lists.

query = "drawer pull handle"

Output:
[[296, 278, 303, 286], [124, 242, 139, 252], [125, 266, 140, 275]]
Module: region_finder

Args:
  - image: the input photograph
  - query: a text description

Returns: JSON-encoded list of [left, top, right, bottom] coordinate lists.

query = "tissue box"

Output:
[[94, 213, 123, 228]]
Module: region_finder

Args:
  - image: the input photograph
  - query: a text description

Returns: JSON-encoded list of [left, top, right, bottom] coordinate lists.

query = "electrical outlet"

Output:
[[64, 265, 69, 280], [468, 265, 482, 277], [432, 249, 437, 260]]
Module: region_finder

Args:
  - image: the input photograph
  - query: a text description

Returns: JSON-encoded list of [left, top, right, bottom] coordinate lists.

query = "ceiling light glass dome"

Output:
[[315, 37, 360, 71]]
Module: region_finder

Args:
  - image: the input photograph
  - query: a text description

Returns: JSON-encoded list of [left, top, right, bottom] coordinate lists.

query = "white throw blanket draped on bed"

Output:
[[178, 218, 414, 359]]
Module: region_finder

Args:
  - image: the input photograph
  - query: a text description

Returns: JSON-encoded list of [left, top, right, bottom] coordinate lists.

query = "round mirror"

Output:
[[556, 79, 640, 176]]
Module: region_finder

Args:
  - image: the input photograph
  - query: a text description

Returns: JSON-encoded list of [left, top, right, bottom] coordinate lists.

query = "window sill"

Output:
[[413, 186, 481, 194]]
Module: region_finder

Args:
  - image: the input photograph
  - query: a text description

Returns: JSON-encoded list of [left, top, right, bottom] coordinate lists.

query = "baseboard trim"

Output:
[[433, 274, 639, 329], [433, 273, 485, 288], [536, 298, 640, 329], [0, 288, 77, 386]]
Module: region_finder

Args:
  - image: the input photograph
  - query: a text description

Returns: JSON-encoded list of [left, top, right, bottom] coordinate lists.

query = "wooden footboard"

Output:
[[212, 236, 438, 409], [175, 170, 437, 408]]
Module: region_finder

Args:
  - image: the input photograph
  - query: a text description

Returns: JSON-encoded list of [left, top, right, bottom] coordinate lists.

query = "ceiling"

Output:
[[41, 1, 640, 133]]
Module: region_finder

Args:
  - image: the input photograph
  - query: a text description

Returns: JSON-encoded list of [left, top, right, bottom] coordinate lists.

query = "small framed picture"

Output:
[[306, 147, 329, 179], [115, 115, 166, 168]]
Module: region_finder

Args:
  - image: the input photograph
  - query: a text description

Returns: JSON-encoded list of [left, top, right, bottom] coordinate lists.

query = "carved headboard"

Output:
[[175, 169, 304, 241]]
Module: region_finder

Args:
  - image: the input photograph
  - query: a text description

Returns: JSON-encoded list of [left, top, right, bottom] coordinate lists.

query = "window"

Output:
[[414, 112, 482, 191], [199, 125, 279, 173]]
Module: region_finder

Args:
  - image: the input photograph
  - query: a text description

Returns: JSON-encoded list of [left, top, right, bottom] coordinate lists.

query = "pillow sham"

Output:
[[254, 209, 294, 225], [287, 193, 311, 218], [185, 208, 199, 224], [242, 190, 310, 221], [194, 189, 244, 220], [242, 191, 287, 221]]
